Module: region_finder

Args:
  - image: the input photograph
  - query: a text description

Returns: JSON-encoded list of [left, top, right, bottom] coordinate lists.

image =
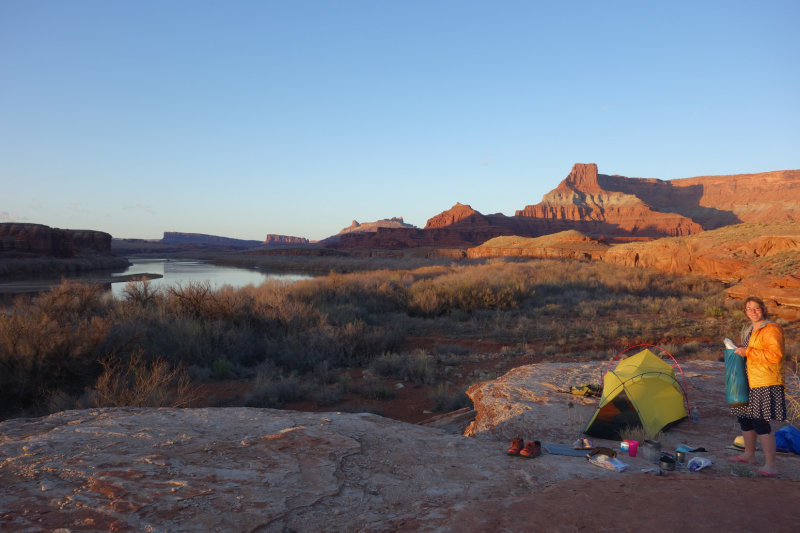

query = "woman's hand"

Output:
[[734, 347, 747, 357]]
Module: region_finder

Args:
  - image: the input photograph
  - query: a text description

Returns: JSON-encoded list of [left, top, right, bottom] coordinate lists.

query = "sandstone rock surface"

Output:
[[602, 222, 800, 320], [466, 231, 609, 260], [2, 361, 799, 532]]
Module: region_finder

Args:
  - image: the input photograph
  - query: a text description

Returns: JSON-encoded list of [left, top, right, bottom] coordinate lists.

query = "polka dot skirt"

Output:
[[730, 385, 787, 421]]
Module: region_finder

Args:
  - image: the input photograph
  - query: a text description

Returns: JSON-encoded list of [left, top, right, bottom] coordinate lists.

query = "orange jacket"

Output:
[[743, 321, 785, 388]]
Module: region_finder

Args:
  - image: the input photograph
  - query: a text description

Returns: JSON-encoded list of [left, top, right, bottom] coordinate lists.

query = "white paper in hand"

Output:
[[724, 338, 737, 350]]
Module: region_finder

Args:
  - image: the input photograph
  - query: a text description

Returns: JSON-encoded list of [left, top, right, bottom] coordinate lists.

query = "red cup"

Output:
[[628, 440, 639, 457]]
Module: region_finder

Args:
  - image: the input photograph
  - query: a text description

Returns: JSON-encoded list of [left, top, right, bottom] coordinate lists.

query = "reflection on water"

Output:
[[0, 259, 312, 300], [110, 259, 312, 298]]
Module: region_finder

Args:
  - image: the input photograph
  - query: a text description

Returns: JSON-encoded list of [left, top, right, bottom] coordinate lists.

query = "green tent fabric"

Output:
[[583, 348, 688, 439]]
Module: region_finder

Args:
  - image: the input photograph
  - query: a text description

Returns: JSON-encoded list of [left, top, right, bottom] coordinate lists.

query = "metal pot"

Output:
[[659, 455, 676, 471], [643, 439, 662, 462]]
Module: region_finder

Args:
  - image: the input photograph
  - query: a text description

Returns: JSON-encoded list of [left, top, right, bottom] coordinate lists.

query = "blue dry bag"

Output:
[[724, 348, 748, 406]]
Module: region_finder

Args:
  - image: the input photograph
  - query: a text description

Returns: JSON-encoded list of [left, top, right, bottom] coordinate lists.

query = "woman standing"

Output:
[[728, 296, 787, 477]]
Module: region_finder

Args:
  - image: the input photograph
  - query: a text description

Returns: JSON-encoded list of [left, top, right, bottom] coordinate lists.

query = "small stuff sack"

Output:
[[724, 347, 748, 406]]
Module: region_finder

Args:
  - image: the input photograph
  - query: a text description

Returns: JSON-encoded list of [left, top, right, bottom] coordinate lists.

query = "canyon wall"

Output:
[[0, 223, 112, 257], [327, 163, 800, 250], [264, 234, 309, 245]]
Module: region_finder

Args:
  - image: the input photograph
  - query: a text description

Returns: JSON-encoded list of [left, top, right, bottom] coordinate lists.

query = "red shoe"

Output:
[[506, 438, 524, 456], [520, 441, 541, 458]]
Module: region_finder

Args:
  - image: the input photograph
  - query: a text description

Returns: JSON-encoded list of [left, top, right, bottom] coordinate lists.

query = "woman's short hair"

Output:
[[744, 296, 768, 319]]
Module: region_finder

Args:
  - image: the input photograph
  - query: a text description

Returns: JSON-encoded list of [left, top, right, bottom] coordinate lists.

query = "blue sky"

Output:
[[2, 1, 798, 241]]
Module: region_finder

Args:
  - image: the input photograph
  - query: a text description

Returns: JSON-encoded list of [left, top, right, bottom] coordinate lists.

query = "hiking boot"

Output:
[[520, 441, 541, 458], [506, 438, 524, 456]]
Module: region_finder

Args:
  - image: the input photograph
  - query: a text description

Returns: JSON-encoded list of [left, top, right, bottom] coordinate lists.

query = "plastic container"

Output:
[[691, 406, 699, 424], [628, 440, 638, 457]]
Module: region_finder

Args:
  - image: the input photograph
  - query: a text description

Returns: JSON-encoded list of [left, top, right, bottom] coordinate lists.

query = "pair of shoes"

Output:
[[520, 441, 541, 458], [506, 438, 524, 456], [726, 456, 756, 465], [756, 469, 780, 478]]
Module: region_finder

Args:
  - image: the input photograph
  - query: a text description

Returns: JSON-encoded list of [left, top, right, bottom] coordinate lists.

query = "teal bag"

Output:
[[724, 348, 748, 406]]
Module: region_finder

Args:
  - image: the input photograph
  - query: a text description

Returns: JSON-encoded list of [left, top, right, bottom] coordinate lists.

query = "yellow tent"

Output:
[[583, 348, 688, 439]]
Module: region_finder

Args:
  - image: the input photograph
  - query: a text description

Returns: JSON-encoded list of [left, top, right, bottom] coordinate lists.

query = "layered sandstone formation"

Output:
[[515, 163, 704, 238], [0, 223, 112, 257], [326, 163, 800, 250], [326, 206, 520, 249], [466, 231, 610, 260], [602, 222, 800, 320], [263, 234, 309, 245]]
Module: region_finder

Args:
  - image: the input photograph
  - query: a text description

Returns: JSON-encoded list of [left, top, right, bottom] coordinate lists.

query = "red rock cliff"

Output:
[[0, 223, 112, 257]]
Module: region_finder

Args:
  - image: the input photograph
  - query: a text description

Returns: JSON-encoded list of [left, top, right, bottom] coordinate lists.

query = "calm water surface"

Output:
[[109, 259, 312, 297], [0, 259, 312, 300]]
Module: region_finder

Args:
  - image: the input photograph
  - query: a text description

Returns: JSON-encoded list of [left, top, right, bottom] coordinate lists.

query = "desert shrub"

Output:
[[434, 343, 472, 356], [370, 350, 436, 384], [211, 358, 233, 380], [430, 384, 472, 412], [311, 387, 343, 407], [357, 375, 396, 400], [87, 353, 196, 408], [246, 375, 306, 408], [407, 264, 535, 317], [0, 282, 112, 415], [680, 341, 702, 355], [121, 278, 162, 308]]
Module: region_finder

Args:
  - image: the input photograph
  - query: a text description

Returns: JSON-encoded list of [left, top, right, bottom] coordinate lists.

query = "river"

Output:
[[0, 259, 313, 300]]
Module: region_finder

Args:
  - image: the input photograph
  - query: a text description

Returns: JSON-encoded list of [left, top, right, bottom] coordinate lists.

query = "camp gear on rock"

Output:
[[588, 453, 628, 472], [568, 383, 601, 397], [659, 454, 676, 471], [732, 435, 760, 451], [584, 347, 688, 440], [506, 438, 524, 456], [775, 425, 800, 455], [543, 443, 591, 457], [688, 457, 711, 472], [675, 450, 687, 465], [586, 447, 617, 459], [643, 440, 662, 462], [572, 438, 593, 450], [627, 440, 638, 457], [724, 347, 749, 406], [675, 444, 707, 453], [519, 441, 541, 458]]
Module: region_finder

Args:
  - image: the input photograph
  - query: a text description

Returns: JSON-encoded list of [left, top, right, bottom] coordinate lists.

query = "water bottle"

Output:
[[691, 406, 699, 424]]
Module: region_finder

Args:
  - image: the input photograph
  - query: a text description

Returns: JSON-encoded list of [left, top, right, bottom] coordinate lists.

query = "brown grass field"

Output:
[[1, 254, 798, 424]]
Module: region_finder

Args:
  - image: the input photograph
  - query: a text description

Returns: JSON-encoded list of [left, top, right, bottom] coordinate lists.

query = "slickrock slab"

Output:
[[0, 406, 608, 532], [2, 361, 798, 532]]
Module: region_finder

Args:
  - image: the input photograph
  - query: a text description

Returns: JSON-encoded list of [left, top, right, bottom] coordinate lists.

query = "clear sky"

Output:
[[2, 1, 798, 241]]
